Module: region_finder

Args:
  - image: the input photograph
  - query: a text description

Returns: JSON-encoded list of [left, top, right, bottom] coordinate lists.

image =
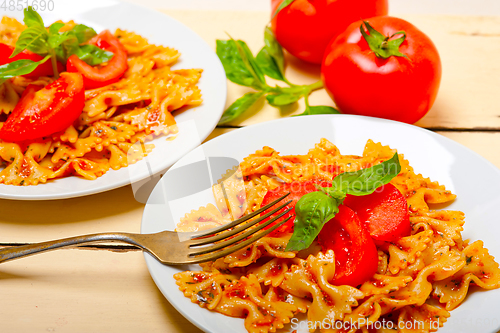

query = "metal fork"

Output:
[[0, 193, 292, 265]]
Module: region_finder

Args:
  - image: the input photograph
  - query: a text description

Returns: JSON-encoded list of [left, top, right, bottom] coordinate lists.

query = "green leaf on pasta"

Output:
[[286, 191, 339, 251]]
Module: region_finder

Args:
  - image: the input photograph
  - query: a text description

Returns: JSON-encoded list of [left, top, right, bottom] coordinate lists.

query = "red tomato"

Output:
[[0, 72, 84, 142], [321, 16, 442, 124], [271, 0, 388, 64], [0, 43, 64, 78], [343, 183, 410, 243], [318, 205, 378, 287], [66, 30, 128, 89], [260, 179, 331, 235]]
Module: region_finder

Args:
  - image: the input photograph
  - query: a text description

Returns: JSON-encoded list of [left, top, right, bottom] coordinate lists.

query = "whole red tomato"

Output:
[[321, 16, 442, 124], [271, 0, 388, 64]]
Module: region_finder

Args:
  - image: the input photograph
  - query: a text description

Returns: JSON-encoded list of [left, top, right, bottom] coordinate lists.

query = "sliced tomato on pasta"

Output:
[[317, 205, 378, 287], [343, 183, 411, 242], [66, 30, 128, 89], [260, 179, 331, 235], [0, 72, 84, 141]]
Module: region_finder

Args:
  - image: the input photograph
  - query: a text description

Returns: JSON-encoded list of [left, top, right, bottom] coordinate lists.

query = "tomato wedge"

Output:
[[0, 72, 84, 142], [260, 180, 331, 235], [66, 30, 128, 89], [0, 43, 64, 78], [318, 205, 378, 287], [343, 183, 411, 243]]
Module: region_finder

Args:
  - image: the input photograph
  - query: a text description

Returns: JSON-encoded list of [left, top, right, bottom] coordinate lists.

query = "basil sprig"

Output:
[[1, 7, 113, 84], [216, 27, 338, 124], [285, 153, 401, 251]]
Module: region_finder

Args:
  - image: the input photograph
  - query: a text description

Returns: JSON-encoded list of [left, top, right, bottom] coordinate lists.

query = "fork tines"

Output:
[[186, 192, 292, 263]]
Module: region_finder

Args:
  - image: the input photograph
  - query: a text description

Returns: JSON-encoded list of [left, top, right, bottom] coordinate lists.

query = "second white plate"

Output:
[[0, 0, 227, 200], [142, 115, 500, 333]]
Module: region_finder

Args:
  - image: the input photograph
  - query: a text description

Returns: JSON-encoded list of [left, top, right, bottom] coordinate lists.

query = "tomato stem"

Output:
[[360, 21, 407, 59]]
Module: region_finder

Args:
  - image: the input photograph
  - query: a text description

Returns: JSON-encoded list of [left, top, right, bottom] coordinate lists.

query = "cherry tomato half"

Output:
[[0, 72, 84, 142], [321, 16, 442, 124], [318, 205, 378, 287], [271, 0, 388, 64], [0, 43, 65, 78], [343, 183, 411, 243], [66, 30, 128, 89], [260, 179, 331, 235]]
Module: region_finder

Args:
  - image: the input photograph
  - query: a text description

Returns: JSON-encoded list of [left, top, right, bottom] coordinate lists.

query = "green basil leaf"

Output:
[[234, 39, 266, 87], [294, 105, 341, 117], [264, 27, 285, 74], [272, 0, 295, 19], [0, 55, 51, 84], [216, 39, 264, 90], [330, 152, 401, 196], [285, 191, 338, 251], [54, 33, 79, 62], [48, 32, 70, 50], [48, 22, 64, 35], [256, 47, 285, 81], [73, 44, 113, 66], [11, 25, 49, 57], [70, 24, 97, 43], [23, 6, 44, 28], [218, 92, 264, 125], [266, 91, 302, 106]]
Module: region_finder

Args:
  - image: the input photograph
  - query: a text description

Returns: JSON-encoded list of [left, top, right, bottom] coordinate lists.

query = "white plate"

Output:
[[141, 115, 500, 333], [0, 0, 227, 200]]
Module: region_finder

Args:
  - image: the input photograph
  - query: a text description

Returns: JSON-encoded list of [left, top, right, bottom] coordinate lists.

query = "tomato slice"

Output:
[[318, 205, 378, 287], [0, 43, 65, 78], [343, 183, 411, 243], [0, 72, 84, 142], [66, 30, 128, 89], [260, 179, 331, 235]]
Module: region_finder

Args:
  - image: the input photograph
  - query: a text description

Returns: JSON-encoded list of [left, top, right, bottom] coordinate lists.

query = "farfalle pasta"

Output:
[[174, 139, 500, 333], [0, 18, 202, 185]]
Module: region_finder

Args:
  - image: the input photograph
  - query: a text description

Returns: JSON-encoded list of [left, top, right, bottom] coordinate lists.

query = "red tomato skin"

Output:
[[321, 16, 442, 124], [0, 72, 84, 142], [66, 30, 128, 89], [260, 179, 331, 235], [343, 183, 411, 242], [271, 0, 388, 64], [0, 43, 65, 78], [318, 205, 378, 287]]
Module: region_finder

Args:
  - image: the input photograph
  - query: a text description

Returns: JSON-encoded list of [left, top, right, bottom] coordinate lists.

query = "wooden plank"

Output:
[[164, 10, 500, 129], [0, 186, 144, 243], [0, 249, 202, 333]]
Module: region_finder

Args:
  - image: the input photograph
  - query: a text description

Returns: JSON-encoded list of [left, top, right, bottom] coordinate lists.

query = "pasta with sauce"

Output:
[[0, 17, 202, 185], [174, 139, 500, 333]]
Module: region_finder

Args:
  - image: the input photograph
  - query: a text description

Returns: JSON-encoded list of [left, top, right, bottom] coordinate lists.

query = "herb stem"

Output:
[[304, 91, 311, 110], [308, 80, 323, 92], [49, 48, 59, 79]]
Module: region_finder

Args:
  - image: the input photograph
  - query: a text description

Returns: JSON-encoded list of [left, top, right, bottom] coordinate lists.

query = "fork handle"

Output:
[[0, 232, 145, 264]]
